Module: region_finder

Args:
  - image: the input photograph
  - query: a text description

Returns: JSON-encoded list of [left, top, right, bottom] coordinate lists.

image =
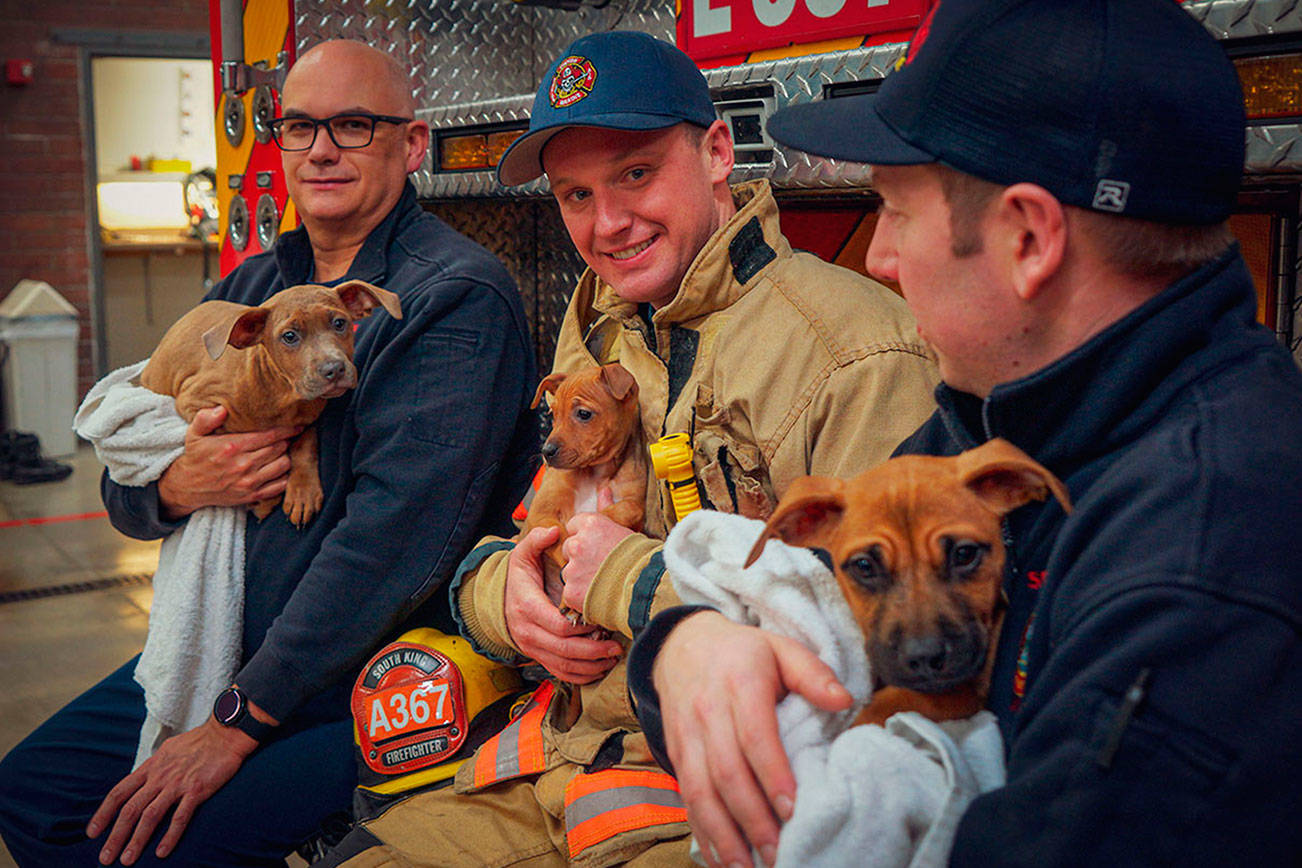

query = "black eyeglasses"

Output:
[[268, 112, 413, 151]]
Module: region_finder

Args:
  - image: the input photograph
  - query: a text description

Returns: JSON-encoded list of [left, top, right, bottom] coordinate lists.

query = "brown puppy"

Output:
[[522, 363, 646, 609], [140, 279, 402, 527], [744, 438, 1070, 726]]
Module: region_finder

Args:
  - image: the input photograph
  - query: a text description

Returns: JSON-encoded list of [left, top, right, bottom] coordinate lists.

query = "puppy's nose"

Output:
[[541, 440, 560, 462], [899, 635, 951, 679], [318, 360, 346, 382]]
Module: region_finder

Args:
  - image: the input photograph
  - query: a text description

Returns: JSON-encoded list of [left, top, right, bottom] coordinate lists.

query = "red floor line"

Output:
[[0, 510, 110, 529]]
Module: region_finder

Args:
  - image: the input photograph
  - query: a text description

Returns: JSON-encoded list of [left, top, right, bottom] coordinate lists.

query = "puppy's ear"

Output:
[[202, 307, 269, 360], [600, 363, 637, 401], [531, 372, 567, 409], [957, 438, 1072, 516], [335, 280, 403, 320], [744, 476, 845, 568]]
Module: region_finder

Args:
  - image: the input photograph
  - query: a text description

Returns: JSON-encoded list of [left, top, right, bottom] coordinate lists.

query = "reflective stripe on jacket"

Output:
[[470, 681, 554, 788], [564, 768, 686, 860]]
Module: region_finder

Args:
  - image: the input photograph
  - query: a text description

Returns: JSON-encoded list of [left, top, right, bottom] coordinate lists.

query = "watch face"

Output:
[[213, 688, 244, 724]]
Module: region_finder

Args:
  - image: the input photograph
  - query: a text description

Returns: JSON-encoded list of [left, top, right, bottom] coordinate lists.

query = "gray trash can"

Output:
[[0, 280, 80, 458]]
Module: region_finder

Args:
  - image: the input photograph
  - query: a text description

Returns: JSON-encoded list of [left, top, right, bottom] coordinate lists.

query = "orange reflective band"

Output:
[[471, 681, 554, 787], [564, 769, 687, 858], [470, 726, 499, 786]]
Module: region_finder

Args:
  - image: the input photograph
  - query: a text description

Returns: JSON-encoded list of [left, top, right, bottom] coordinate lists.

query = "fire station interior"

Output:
[[3, 9, 1302, 868]]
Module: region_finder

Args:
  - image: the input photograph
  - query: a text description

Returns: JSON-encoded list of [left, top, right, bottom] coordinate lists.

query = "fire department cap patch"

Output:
[[550, 56, 597, 109], [496, 31, 717, 187]]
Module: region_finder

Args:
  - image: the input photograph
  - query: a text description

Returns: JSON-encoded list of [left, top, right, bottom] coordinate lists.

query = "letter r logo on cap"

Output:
[[1092, 180, 1130, 213]]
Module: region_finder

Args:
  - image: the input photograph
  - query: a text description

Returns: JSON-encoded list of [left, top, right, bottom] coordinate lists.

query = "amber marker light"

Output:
[[1235, 54, 1302, 121], [486, 129, 526, 167], [439, 134, 490, 171]]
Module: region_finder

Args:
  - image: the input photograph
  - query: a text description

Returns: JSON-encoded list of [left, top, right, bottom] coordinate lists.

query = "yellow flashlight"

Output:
[[649, 433, 702, 522]]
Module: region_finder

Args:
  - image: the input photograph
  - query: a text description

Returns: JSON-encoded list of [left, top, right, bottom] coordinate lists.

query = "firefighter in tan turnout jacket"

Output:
[[326, 31, 936, 868]]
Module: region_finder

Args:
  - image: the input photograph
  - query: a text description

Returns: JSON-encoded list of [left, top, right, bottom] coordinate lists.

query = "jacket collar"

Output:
[[586, 179, 791, 327], [273, 181, 421, 286], [935, 245, 1262, 477]]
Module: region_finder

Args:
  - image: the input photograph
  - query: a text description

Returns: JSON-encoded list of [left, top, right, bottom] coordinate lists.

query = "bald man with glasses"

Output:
[[0, 40, 537, 868]]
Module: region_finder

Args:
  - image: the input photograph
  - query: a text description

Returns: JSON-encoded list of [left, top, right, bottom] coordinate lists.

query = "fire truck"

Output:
[[209, 0, 1302, 372]]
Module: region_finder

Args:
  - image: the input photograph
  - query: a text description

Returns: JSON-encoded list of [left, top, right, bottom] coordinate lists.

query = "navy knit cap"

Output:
[[767, 0, 1246, 225], [496, 31, 718, 187]]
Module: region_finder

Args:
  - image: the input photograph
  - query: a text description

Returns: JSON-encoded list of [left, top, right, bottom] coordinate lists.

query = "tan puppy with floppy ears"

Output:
[[745, 438, 1070, 726], [522, 362, 647, 609], [141, 279, 401, 527]]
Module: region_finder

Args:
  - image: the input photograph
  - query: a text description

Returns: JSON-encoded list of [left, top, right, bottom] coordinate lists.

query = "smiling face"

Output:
[[542, 122, 735, 309], [278, 41, 429, 238]]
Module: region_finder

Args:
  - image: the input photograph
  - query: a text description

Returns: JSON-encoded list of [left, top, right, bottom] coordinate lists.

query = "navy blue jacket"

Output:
[[103, 183, 538, 728], [630, 247, 1302, 864]]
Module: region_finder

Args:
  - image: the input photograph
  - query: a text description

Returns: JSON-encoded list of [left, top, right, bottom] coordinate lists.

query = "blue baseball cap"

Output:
[[767, 0, 1246, 225], [496, 31, 718, 187]]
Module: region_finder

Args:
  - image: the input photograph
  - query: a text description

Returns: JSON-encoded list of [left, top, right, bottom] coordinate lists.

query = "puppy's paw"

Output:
[[251, 498, 279, 520], [283, 479, 323, 528]]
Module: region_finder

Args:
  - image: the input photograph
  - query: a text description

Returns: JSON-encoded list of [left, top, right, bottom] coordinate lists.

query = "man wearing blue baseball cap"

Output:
[[320, 29, 938, 867], [631, 0, 1302, 865]]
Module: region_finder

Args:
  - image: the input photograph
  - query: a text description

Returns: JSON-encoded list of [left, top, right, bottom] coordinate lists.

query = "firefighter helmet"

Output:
[[351, 628, 525, 802]]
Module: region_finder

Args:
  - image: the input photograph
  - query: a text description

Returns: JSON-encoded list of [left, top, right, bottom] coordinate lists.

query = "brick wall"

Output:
[[0, 1, 209, 400]]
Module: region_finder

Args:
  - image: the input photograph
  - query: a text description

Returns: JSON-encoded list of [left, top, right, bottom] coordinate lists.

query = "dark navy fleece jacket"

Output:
[[103, 183, 538, 729], [630, 246, 1302, 865]]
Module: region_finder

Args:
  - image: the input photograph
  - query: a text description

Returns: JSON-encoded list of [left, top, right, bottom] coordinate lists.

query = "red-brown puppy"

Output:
[[522, 363, 646, 609], [140, 279, 401, 527], [745, 438, 1070, 726]]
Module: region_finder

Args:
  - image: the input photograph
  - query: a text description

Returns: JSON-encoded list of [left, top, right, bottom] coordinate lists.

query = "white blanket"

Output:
[[663, 510, 1006, 868], [74, 360, 246, 768]]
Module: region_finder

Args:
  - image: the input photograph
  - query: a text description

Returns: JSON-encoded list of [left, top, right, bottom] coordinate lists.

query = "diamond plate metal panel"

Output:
[[707, 44, 904, 190], [1184, 0, 1302, 39], [533, 199, 585, 368], [295, 0, 673, 108], [1247, 124, 1302, 175]]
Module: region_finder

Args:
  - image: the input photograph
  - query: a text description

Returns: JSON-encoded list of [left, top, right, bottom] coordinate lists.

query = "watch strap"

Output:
[[230, 708, 275, 743]]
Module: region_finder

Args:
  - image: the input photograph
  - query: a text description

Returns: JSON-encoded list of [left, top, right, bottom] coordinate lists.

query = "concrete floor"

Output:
[[0, 445, 306, 867]]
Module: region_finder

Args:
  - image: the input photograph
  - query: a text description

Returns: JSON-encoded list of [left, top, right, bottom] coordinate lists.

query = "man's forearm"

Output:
[[101, 470, 187, 541]]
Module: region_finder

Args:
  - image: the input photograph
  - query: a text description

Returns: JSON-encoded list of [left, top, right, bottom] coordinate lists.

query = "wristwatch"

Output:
[[212, 686, 274, 743]]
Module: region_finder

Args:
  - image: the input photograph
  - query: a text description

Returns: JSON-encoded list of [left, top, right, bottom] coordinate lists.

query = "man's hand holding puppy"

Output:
[[504, 522, 623, 684], [156, 406, 299, 520], [653, 612, 850, 867]]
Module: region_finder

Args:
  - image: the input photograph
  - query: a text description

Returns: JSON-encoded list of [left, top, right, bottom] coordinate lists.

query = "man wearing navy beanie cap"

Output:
[[634, 1, 1302, 866], [319, 29, 938, 867]]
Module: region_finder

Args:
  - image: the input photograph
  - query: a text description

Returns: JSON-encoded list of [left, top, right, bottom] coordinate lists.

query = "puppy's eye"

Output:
[[280, 330, 300, 346], [574, 407, 594, 422], [945, 538, 990, 579], [331, 317, 348, 332], [842, 546, 890, 592]]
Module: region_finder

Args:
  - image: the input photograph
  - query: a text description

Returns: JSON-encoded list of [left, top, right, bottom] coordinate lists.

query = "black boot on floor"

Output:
[[1, 431, 72, 484]]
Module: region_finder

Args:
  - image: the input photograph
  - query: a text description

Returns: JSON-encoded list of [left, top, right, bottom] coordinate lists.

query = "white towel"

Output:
[[74, 361, 246, 768], [663, 510, 1006, 868]]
